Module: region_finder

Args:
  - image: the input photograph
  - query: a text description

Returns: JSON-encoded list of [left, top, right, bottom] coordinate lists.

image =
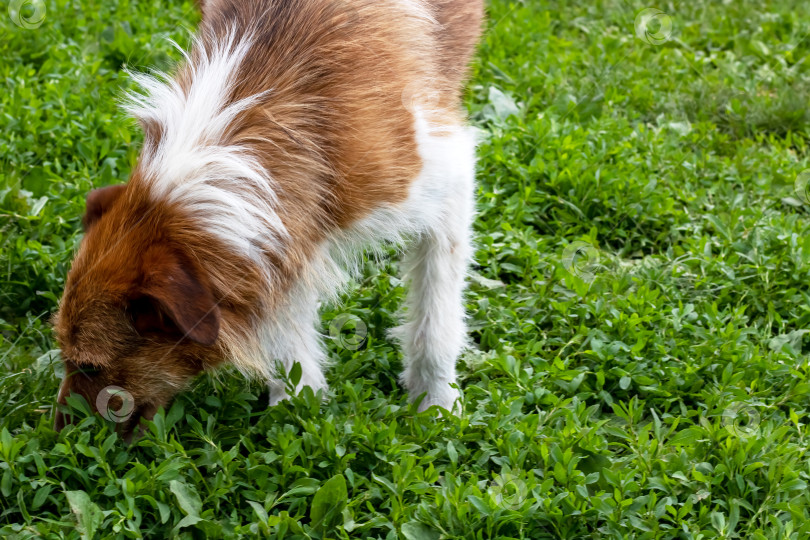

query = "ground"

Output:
[[2, 0, 810, 538]]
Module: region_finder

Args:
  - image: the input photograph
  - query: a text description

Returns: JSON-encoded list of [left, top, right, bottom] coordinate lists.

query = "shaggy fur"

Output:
[[53, 0, 483, 432]]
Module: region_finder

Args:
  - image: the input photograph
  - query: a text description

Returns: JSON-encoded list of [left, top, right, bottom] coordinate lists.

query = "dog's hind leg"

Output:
[[393, 118, 477, 413]]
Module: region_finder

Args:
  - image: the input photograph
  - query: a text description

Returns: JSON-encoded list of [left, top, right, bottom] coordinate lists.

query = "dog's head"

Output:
[[53, 184, 221, 434]]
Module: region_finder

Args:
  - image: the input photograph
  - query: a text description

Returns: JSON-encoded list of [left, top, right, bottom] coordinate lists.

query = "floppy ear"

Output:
[[84, 184, 126, 229], [135, 245, 221, 346]]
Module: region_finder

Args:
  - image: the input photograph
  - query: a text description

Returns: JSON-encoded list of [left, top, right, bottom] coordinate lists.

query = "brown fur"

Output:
[[54, 0, 483, 433]]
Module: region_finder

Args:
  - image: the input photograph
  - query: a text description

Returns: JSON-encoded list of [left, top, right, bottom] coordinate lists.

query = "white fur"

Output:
[[261, 280, 329, 404], [389, 115, 476, 412], [124, 30, 287, 280], [260, 109, 477, 411]]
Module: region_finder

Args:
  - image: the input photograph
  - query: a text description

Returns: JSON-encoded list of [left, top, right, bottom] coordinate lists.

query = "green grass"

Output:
[[3, 0, 810, 537]]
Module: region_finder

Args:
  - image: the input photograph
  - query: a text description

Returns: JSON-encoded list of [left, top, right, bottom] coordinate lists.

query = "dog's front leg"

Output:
[[259, 282, 328, 405]]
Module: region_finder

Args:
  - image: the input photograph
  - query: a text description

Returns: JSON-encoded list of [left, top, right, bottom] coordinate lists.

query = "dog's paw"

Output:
[[414, 385, 461, 414], [267, 378, 328, 406], [268, 387, 290, 406]]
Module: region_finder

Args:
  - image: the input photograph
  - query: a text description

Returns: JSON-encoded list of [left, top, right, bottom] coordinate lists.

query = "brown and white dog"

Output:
[[53, 0, 483, 432]]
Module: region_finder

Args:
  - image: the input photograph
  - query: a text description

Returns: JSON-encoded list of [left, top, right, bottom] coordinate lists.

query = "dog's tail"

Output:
[[430, 0, 485, 90]]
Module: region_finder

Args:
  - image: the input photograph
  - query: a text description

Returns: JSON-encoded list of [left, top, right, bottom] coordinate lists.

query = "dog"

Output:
[[53, 0, 483, 433]]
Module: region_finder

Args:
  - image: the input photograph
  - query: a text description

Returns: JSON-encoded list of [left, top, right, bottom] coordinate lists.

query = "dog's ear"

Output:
[[135, 245, 221, 346], [84, 184, 126, 229]]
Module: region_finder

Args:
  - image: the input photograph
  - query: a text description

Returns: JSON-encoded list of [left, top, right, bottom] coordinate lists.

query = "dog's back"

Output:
[[430, 0, 485, 91]]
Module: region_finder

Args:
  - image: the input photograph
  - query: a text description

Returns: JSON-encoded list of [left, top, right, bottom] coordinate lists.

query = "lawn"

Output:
[[3, 0, 810, 537]]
